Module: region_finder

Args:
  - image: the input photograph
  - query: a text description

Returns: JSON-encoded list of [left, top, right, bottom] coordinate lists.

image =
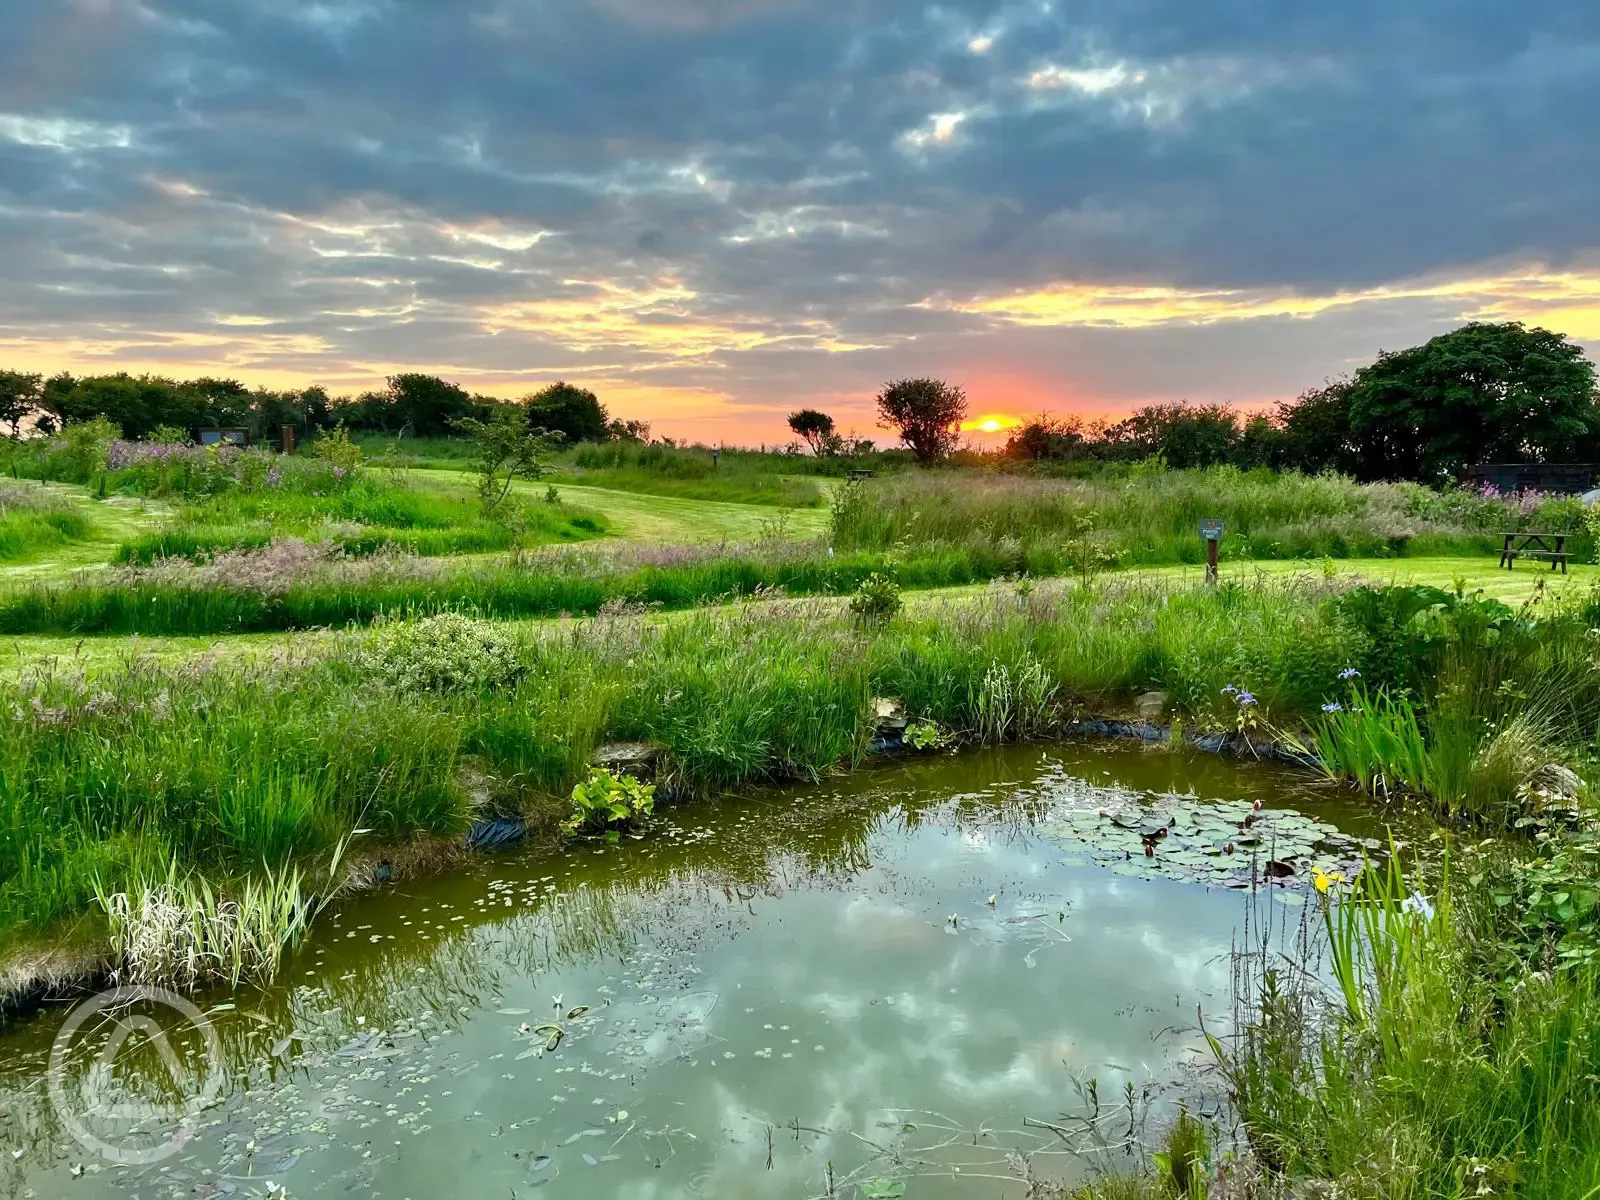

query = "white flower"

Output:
[[1401, 892, 1436, 922]]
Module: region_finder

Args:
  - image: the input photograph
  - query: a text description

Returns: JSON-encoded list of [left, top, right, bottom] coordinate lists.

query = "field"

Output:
[[2, 430, 1599, 1197]]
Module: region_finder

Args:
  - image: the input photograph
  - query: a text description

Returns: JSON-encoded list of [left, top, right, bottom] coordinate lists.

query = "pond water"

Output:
[[0, 743, 1389, 1200]]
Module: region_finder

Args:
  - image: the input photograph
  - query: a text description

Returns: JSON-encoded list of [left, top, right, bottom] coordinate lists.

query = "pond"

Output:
[[0, 742, 1391, 1199]]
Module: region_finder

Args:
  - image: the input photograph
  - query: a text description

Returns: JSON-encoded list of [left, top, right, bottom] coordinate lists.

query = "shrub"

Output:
[[311, 423, 363, 479], [849, 571, 903, 624], [360, 612, 524, 692]]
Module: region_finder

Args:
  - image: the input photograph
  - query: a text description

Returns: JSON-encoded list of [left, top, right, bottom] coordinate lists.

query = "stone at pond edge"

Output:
[[1530, 763, 1582, 804], [1135, 691, 1169, 721], [867, 696, 909, 754], [590, 742, 666, 780]]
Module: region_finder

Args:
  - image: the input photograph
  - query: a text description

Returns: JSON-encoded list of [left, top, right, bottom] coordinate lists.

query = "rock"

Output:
[[590, 742, 665, 779], [866, 697, 908, 755], [871, 697, 907, 733], [1134, 690, 1169, 722], [1530, 763, 1583, 804]]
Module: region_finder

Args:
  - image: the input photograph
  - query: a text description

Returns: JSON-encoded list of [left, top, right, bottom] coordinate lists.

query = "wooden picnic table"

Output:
[[1499, 532, 1569, 573]]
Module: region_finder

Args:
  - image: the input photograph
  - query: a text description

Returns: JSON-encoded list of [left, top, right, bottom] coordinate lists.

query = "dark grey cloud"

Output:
[[0, 0, 1596, 432]]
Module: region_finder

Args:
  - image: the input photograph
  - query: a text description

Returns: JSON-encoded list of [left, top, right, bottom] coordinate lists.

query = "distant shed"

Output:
[[1462, 463, 1595, 495], [197, 427, 250, 447]]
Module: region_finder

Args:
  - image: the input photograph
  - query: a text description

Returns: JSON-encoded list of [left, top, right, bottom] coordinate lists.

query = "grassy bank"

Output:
[[0, 575, 1369, 947], [2, 423, 609, 565], [6, 574, 1595, 950], [112, 475, 604, 564]]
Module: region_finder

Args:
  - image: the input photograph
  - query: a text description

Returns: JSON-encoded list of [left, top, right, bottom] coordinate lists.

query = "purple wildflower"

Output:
[[1221, 684, 1239, 695], [1337, 667, 1361, 680], [1322, 702, 1343, 713], [1236, 692, 1257, 707]]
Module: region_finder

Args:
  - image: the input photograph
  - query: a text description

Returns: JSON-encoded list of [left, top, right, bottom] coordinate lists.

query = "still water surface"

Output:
[[0, 743, 1382, 1199]]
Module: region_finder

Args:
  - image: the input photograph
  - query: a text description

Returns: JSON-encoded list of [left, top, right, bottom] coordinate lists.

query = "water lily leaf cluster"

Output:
[[1042, 794, 1373, 888]]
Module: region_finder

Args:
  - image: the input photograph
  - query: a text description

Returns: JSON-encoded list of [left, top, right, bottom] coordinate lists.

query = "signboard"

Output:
[[1199, 519, 1224, 542]]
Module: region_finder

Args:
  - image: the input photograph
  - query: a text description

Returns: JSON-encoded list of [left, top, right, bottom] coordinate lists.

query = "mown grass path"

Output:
[[0, 483, 170, 583]]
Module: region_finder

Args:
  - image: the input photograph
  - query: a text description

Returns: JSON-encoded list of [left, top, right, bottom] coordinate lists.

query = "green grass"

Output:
[[0, 481, 96, 564], [349, 432, 481, 469], [10, 571, 1599, 946], [113, 467, 606, 564], [0, 538, 1050, 636], [560, 442, 825, 507]]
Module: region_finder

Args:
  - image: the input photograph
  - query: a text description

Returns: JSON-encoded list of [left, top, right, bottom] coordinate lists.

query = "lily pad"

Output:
[[1040, 786, 1364, 889]]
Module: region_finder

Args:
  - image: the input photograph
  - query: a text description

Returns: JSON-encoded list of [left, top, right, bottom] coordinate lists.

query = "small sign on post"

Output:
[[1199, 519, 1223, 585]]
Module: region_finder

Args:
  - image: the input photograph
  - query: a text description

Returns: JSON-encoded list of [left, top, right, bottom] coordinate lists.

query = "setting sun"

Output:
[[960, 414, 1022, 435]]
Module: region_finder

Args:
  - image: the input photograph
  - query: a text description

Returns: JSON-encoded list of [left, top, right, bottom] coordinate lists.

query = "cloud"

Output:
[[0, 0, 1597, 439]]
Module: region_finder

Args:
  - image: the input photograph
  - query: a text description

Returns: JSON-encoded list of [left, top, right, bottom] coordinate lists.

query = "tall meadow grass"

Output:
[[1218, 852, 1600, 1198], [830, 467, 1591, 565]]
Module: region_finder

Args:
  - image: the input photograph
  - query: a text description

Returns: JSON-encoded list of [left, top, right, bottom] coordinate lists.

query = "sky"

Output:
[[2, 0, 1598, 446]]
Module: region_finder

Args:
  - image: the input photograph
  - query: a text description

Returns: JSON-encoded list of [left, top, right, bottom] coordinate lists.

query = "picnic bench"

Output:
[[1499, 532, 1569, 573], [848, 469, 876, 482]]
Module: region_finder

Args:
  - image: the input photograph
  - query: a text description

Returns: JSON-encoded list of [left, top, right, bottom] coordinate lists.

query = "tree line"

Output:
[[0, 371, 648, 447], [999, 322, 1600, 482], [4, 321, 1596, 484], [790, 322, 1600, 483]]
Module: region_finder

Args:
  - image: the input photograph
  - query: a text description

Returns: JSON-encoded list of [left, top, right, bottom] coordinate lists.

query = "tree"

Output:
[[607, 417, 651, 442], [1232, 414, 1287, 471], [875, 378, 967, 464], [39, 372, 210, 438], [1276, 381, 1366, 476], [0, 370, 43, 439], [386, 373, 476, 437], [787, 409, 836, 454], [1004, 413, 1086, 461], [452, 407, 559, 517], [1103, 402, 1239, 468], [1339, 322, 1598, 482], [526, 381, 608, 444]]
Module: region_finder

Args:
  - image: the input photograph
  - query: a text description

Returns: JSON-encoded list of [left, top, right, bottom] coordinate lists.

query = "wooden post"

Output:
[[281, 425, 296, 455], [1200, 519, 1223, 586]]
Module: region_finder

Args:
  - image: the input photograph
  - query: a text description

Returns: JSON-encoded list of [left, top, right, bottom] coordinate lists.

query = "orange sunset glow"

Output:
[[0, 2, 1594, 445]]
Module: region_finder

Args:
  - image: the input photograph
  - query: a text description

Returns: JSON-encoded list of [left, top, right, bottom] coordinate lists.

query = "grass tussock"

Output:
[[98, 861, 314, 988], [0, 482, 94, 562]]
